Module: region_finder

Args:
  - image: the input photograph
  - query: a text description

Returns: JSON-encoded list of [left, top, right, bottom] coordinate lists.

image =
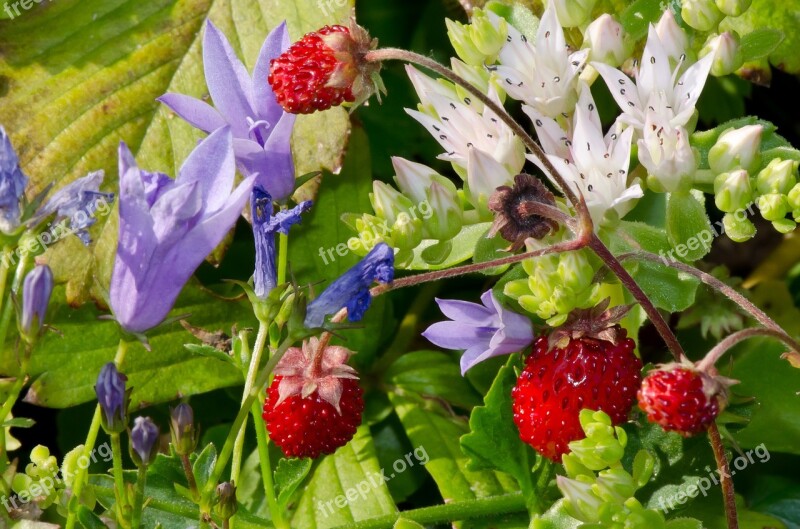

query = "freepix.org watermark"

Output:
[[318, 199, 433, 266], [3, 0, 53, 19], [1, 442, 113, 512], [657, 443, 770, 514], [316, 446, 429, 518]]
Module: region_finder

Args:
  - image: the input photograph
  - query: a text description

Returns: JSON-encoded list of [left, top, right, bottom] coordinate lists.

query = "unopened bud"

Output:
[[772, 218, 796, 234], [423, 182, 463, 240], [757, 158, 798, 195], [370, 181, 415, 226], [714, 169, 753, 212], [715, 0, 752, 16], [702, 32, 743, 77], [214, 481, 238, 521], [723, 212, 756, 242], [655, 10, 688, 62], [709, 125, 763, 174], [553, 0, 598, 28], [130, 416, 160, 467], [169, 403, 198, 456], [446, 9, 507, 66], [467, 147, 514, 214], [756, 193, 790, 222], [583, 15, 632, 67], [20, 264, 53, 344], [557, 476, 604, 523], [392, 157, 445, 205], [95, 363, 129, 434], [390, 213, 424, 251], [681, 0, 724, 32]]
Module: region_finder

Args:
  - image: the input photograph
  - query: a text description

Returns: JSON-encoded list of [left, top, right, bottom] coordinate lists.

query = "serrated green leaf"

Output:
[[666, 191, 712, 262], [740, 28, 785, 62], [721, 0, 800, 73], [192, 442, 217, 492], [290, 425, 397, 529], [385, 350, 482, 409], [0, 0, 352, 304], [19, 284, 254, 408], [390, 391, 520, 505], [275, 457, 313, 509]]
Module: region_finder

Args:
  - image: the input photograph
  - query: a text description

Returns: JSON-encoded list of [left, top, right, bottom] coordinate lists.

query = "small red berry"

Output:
[[638, 364, 728, 437], [268, 23, 382, 114], [263, 338, 364, 458]]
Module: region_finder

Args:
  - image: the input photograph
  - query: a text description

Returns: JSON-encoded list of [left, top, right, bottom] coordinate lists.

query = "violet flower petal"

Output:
[[157, 93, 227, 133]]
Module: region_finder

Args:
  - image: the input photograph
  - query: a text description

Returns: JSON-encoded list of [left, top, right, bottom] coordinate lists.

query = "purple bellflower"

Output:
[[422, 290, 534, 375], [95, 362, 128, 433], [20, 264, 53, 339], [252, 186, 312, 298], [110, 127, 255, 334], [130, 416, 160, 467], [304, 243, 394, 328], [0, 126, 28, 234], [159, 21, 296, 200]]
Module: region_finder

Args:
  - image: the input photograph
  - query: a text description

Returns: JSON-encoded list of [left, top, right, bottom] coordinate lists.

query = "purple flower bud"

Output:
[[304, 243, 394, 328], [214, 481, 238, 520], [0, 126, 28, 234], [169, 403, 198, 455], [95, 363, 128, 433], [130, 416, 160, 467], [20, 264, 53, 339], [422, 290, 534, 374]]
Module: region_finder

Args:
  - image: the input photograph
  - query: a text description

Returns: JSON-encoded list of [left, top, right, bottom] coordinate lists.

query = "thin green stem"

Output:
[[0, 246, 12, 316], [333, 492, 527, 529], [252, 398, 286, 529], [202, 337, 295, 503], [278, 231, 288, 285], [110, 433, 129, 528], [131, 465, 147, 529], [0, 352, 29, 426], [65, 339, 129, 529], [0, 250, 30, 356]]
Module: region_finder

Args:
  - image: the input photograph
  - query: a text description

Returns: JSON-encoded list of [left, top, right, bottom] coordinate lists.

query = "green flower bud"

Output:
[[554, 0, 598, 27], [390, 213, 424, 251], [446, 9, 507, 66], [757, 158, 798, 195], [342, 213, 390, 256], [681, 0, 724, 32], [169, 403, 199, 456], [557, 476, 604, 523], [709, 125, 763, 174], [392, 157, 443, 205], [214, 481, 238, 521], [715, 0, 752, 16], [723, 212, 756, 242], [584, 14, 633, 68], [714, 169, 753, 212], [703, 32, 743, 77], [423, 182, 463, 240], [757, 193, 790, 221], [593, 468, 637, 502], [788, 183, 800, 210], [371, 181, 416, 227], [772, 218, 796, 234]]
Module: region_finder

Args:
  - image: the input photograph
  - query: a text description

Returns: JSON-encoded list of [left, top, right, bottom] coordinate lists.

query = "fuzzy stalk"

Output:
[[110, 432, 129, 527], [131, 465, 148, 529], [708, 423, 739, 529]]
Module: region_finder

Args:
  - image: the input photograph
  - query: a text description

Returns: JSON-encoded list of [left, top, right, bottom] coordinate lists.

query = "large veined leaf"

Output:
[[17, 283, 257, 408], [0, 0, 352, 304]]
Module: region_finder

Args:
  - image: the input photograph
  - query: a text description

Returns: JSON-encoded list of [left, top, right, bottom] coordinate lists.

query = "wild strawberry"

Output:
[[263, 337, 364, 458], [511, 302, 642, 462], [638, 363, 731, 436], [268, 23, 383, 114]]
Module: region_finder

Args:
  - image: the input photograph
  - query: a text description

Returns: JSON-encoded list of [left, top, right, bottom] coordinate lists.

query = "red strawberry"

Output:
[[268, 23, 382, 114], [512, 302, 642, 462], [263, 338, 364, 458], [638, 364, 729, 437]]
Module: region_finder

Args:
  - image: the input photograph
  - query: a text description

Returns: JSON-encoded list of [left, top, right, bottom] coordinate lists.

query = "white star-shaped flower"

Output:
[[492, 6, 588, 118], [593, 20, 714, 131], [527, 87, 643, 227]]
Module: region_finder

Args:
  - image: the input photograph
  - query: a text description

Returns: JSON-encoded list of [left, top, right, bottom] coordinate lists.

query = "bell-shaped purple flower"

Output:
[[159, 21, 296, 200], [110, 127, 256, 334], [130, 416, 160, 467], [252, 186, 311, 299], [0, 126, 28, 234], [95, 362, 128, 433], [30, 170, 115, 245], [304, 243, 394, 328], [422, 290, 534, 375], [20, 264, 53, 340]]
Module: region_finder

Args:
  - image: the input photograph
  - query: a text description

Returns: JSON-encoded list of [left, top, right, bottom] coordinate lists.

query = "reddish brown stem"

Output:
[[708, 423, 739, 529], [697, 327, 797, 372]]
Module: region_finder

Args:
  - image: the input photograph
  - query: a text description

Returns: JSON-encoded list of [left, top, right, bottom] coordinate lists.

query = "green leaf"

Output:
[[290, 425, 397, 529], [390, 391, 520, 504], [740, 28, 785, 62], [275, 457, 313, 509], [184, 344, 236, 366], [1, 417, 35, 428], [393, 519, 426, 529], [405, 223, 493, 270], [607, 222, 700, 312], [666, 191, 713, 262], [473, 228, 512, 276], [0, 0, 352, 303], [460, 361, 538, 501], [192, 442, 217, 492], [76, 505, 107, 529], [721, 0, 800, 73], [385, 350, 482, 409], [620, 0, 664, 40], [20, 284, 255, 408], [665, 519, 704, 529]]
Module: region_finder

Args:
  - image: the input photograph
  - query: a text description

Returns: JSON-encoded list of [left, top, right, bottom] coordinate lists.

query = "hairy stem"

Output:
[[708, 423, 739, 529], [364, 48, 580, 207], [588, 237, 686, 361], [252, 398, 287, 529], [697, 327, 798, 372], [111, 433, 129, 528], [131, 465, 148, 529], [181, 454, 199, 501]]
